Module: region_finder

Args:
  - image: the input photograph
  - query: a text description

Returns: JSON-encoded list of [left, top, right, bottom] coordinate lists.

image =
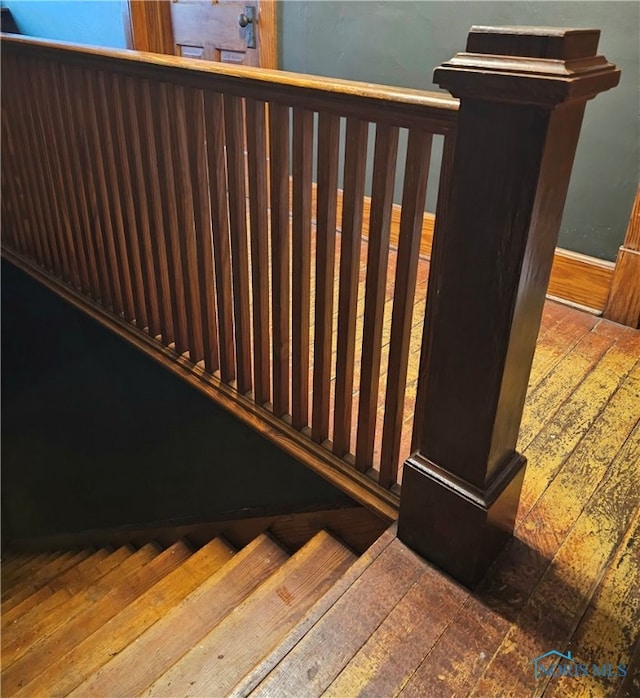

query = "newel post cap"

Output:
[[434, 25, 620, 107]]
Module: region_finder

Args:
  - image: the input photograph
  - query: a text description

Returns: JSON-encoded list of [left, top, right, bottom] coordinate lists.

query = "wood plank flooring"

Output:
[[254, 278, 639, 696]]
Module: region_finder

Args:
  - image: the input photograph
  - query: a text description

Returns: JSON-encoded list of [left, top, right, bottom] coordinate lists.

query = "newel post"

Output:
[[398, 26, 620, 586]]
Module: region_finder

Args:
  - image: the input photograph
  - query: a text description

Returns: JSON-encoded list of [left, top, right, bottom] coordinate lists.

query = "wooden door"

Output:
[[128, 0, 277, 69]]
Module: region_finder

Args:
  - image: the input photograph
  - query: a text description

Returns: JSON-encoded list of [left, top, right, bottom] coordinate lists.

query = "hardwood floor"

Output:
[[279, 283, 640, 695], [231, 246, 640, 696]]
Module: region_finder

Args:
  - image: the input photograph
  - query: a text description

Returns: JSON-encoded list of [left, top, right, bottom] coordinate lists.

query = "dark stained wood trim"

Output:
[[258, 0, 278, 70], [128, 0, 175, 56], [604, 185, 640, 328], [0, 34, 459, 134], [398, 25, 620, 587]]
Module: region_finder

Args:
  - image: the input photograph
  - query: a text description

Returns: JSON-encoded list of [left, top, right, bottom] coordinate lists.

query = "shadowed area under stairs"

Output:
[[1, 261, 359, 541]]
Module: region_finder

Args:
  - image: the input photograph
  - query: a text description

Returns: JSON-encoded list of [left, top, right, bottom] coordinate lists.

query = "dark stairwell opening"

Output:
[[1, 260, 359, 544]]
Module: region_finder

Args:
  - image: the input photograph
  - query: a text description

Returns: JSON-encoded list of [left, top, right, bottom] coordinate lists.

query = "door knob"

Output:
[[237, 6, 256, 48]]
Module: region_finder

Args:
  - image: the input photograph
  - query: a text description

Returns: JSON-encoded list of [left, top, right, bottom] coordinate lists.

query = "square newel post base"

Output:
[[398, 452, 526, 587]]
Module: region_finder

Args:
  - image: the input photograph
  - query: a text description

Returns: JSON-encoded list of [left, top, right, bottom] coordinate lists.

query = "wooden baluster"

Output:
[[203, 90, 236, 383], [379, 128, 432, 488], [45, 60, 88, 290], [138, 78, 175, 346], [108, 72, 150, 329], [154, 80, 189, 355], [224, 94, 253, 394], [30, 59, 75, 285], [411, 132, 456, 455], [245, 98, 271, 404], [59, 64, 102, 300], [166, 83, 205, 363], [4, 56, 48, 266], [312, 112, 340, 444], [184, 86, 219, 373], [2, 58, 40, 262], [122, 76, 162, 339], [355, 123, 399, 472], [268, 102, 291, 418], [291, 107, 314, 430], [84, 70, 129, 320], [69, 67, 118, 312], [333, 118, 368, 457], [398, 26, 620, 586]]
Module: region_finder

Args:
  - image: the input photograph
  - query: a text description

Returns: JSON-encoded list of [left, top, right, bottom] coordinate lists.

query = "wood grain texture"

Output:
[[332, 118, 368, 458], [107, 71, 150, 330], [185, 86, 219, 371], [379, 128, 432, 487], [137, 78, 175, 344], [257, 0, 278, 69], [1, 35, 458, 134], [4, 542, 189, 697], [311, 112, 340, 444], [1, 551, 111, 628], [59, 63, 101, 300], [30, 58, 77, 286], [2, 545, 153, 670], [605, 185, 640, 327], [246, 98, 271, 404], [87, 69, 132, 318], [155, 80, 190, 353], [0, 550, 90, 611], [251, 539, 428, 697], [355, 123, 399, 472], [228, 524, 398, 697], [70, 535, 288, 698], [167, 82, 205, 362], [143, 532, 355, 697], [291, 107, 314, 430], [268, 102, 291, 417], [14, 539, 234, 697], [47, 61, 92, 293], [225, 94, 253, 394], [204, 89, 236, 383], [129, 0, 175, 55], [122, 75, 162, 338]]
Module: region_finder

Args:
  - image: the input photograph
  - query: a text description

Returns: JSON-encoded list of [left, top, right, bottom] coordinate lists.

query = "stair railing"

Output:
[[0, 26, 619, 585]]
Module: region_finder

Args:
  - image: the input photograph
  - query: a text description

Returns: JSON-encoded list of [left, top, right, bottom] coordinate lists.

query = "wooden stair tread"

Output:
[[144, 530, 357, 697], [17, 538, 236, 697], [70, 534, 289, 698], [4, 541, 191, 697], [1, 549, 93, 610], [229, 524, 397, 697], [1, 553, 40, 577], [2, 552, 54, 586], [1, 543, 159, 669], [2, 548, 112, 630], [249, 537, 431, 697], [1, 552, 65, 597]]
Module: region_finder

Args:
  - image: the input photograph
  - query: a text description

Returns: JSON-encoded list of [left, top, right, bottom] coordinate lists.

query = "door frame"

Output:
[[126, 0, 278, 69]]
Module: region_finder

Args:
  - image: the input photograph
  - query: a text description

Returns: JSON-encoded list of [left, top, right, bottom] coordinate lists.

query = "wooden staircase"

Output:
[[1, 529, 362, 696]]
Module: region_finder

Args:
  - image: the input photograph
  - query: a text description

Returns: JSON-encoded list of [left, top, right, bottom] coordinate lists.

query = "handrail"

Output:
[[0, 34, 458, 132]]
